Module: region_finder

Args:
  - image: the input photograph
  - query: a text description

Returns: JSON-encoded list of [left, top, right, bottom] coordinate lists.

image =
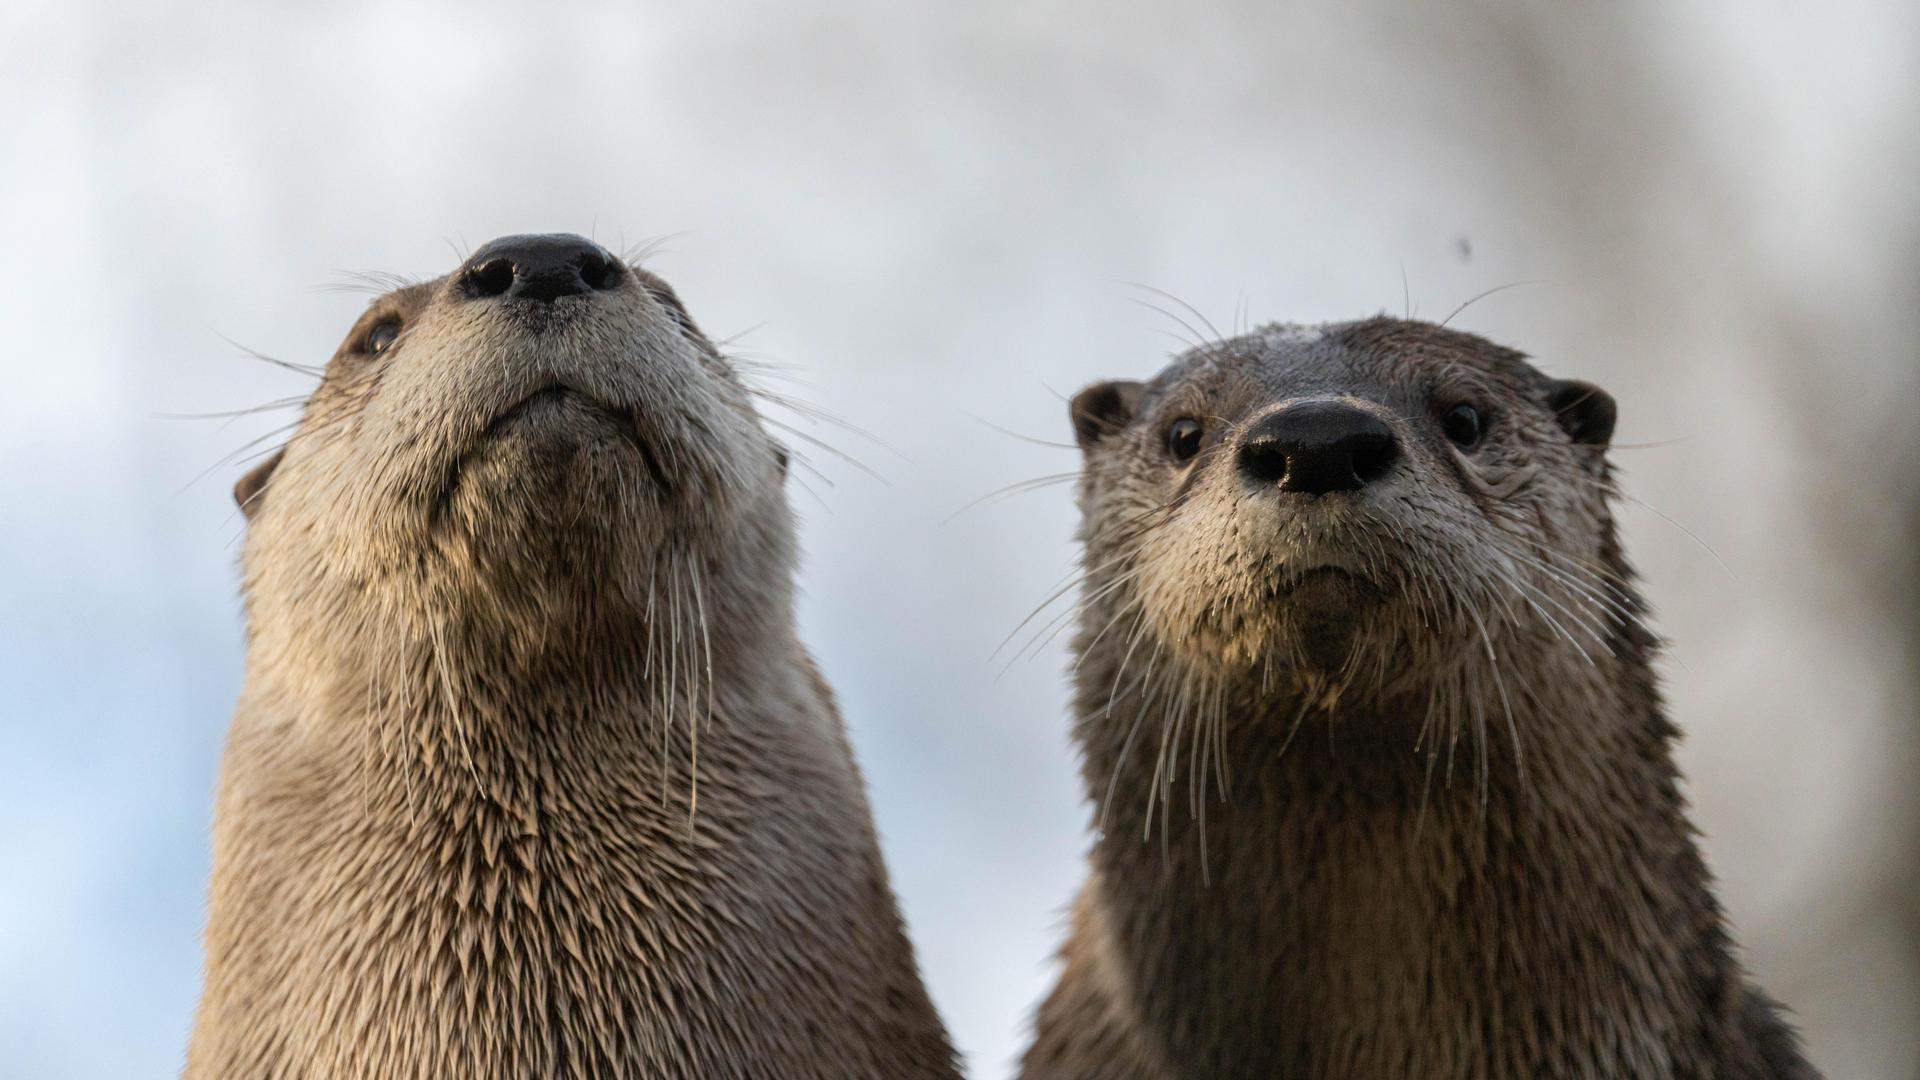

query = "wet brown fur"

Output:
[[1021, 318, 1813, 1078], [186, 246, 959, 1078]]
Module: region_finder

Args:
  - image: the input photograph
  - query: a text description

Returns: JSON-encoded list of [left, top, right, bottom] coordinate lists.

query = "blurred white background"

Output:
[[2, 2, 1915, 1076]]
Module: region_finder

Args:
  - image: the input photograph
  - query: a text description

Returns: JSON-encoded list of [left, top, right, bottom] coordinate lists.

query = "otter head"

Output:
[[235, 234, 793, 692], [1069, 317, 1620, 714]]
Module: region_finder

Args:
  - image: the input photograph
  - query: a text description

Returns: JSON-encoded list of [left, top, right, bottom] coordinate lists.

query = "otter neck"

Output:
[[203, 563, 924, 1077], [247, 565, 798, 821], [1073, 629, 1738, 1076]]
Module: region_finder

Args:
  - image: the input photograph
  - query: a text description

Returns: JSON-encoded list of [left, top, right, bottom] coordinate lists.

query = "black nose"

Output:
[[1237, 401, 1400, 494], [455, 234, 623, 303]]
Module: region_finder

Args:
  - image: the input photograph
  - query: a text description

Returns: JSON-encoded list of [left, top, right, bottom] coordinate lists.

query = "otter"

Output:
[[1019, 318, 1813, 1078], [187, 235, 959, 1079]]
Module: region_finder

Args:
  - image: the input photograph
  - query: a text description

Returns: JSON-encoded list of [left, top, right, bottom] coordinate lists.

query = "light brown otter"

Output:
[[1020, 318, 1814, 1078], [187, 234, 959, 1079]]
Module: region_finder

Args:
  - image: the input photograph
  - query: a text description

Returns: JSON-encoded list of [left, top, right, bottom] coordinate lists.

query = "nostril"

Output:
[[578, 253, 622, 292], [1238, 440, 1291, 485], [1349, 432, 1398, 485], [462, 258, 514, 300]]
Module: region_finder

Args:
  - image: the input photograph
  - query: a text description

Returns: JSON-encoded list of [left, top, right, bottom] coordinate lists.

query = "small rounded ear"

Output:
[[632, 268, 704, 341], [1546, 379, 1617, 447], [1069, 380, 1144, 450], [234, 448, 285, 520]]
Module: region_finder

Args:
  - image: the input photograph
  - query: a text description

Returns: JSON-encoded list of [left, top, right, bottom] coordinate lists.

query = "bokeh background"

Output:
[[4, 2, 1915, 1076]]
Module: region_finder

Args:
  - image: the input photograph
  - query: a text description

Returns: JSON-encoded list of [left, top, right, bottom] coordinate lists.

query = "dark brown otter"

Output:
[[1020, 318, 1813, 1078], [186, 234, 959, 1079]]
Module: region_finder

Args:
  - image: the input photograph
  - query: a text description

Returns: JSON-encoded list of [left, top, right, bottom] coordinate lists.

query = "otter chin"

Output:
[[446, 382, 668, 526], [1272, 564, 1383, 671], [1022, 317, 1813, 1079], [189, 234, 959, 1079], [488, 384, 635, 443]]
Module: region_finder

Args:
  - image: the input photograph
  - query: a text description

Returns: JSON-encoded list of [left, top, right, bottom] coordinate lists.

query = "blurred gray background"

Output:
[[3, 2, 1914, 1076]]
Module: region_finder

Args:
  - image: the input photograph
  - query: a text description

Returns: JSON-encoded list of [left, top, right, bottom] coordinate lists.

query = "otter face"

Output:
[[1070, 317, 1619, 704], [235, 234, 793, 654]]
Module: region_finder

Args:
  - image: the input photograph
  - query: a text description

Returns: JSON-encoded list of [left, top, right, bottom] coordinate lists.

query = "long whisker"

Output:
[[746, 384, 909, 461], [1466, 602, 1522, 794], [1438, 280, 1545, 328], [157, 396, 310, 422], [1013, 564, 1153, 667], [992, 511, 1172, 663], [1556, 467, 1732, 577], [687, 555, 714, 826], [964, 412, 1078, 451], [758, 416, 886, 483], [1097, 643, 1162, 835], [215, 333, 323, 379], [1128, 299, 1214, 356], [1123, 282, 1227, 344], [943, 473, 1079, 524]]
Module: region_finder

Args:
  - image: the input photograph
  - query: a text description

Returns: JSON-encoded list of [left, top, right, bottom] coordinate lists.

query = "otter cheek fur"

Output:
[[1020, 318, 1814, 1079], [188, 235, 959, 1079]]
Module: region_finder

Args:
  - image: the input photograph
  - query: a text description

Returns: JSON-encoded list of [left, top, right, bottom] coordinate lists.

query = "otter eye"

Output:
[[1441, 403, 1483, 448], [1166, 418, 1203, 463], [645, 286, 693, 335], [366, 320, 401, 355]]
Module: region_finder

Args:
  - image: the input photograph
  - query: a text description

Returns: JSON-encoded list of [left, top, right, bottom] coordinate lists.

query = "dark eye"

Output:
[[645, 286, 693, 335], [1441, 402, 1483, 448], [1166, 418, 1203, 462], [365, 320, 401, 355]]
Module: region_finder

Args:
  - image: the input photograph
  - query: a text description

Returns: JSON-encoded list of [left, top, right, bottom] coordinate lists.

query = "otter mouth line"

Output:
[[1272, 565, 1374, 594], [489, 385, 674, 489], [427, 385, 674, 524], [485, 384, 624, 435], [1267, 565, 1388, 610]]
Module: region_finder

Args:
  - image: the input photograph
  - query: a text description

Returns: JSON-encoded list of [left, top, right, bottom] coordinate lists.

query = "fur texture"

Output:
[[1021, 318, 1814, 1079], [187, 245, 959, 1078]]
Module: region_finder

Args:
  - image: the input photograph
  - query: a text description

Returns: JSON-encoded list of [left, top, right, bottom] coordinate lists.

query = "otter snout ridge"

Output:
[[455, 233, 624, 303], [1237, 399, 1399, 494]]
